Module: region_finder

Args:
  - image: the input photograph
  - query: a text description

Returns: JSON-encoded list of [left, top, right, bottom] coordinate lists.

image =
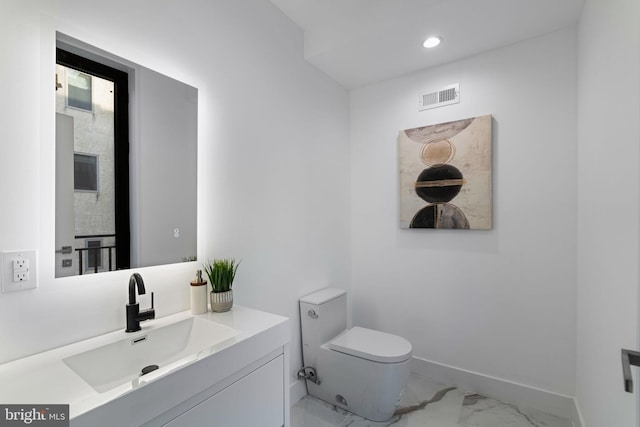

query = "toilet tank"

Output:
[[299, 288, 347, 367]]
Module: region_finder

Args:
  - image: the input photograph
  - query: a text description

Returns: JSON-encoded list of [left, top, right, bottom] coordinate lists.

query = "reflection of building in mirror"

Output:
[[55, 64, 117, 276]]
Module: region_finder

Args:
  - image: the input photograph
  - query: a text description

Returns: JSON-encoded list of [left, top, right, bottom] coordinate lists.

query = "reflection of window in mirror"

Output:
[[85, 239, 103, 272], [66, 70, 92, 111], [55, 48, 130, 276], [74, 153, 98, 192]]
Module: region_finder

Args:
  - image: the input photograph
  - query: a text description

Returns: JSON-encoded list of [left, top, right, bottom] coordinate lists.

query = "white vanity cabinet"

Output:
[[76, 345, 289, 427], [0, 307, 290, 427], [163, 354, 284, 427]]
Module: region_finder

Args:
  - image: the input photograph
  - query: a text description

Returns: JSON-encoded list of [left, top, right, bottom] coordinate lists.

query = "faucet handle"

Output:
[[138, 291, 156, 322]]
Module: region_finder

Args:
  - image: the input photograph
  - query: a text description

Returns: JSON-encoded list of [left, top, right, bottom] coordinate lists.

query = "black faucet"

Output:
[[126, 273, 155, 332]]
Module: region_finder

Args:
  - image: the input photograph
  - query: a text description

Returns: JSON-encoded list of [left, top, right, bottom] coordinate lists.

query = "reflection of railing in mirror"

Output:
[[75, 234, 116, 275]]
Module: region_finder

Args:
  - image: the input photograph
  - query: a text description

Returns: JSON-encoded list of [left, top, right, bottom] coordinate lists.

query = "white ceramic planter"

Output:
[[210, 290, 233, 312]]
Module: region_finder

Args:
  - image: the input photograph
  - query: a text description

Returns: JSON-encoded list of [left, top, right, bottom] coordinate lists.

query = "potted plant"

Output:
[[203, 258, 240, 312]]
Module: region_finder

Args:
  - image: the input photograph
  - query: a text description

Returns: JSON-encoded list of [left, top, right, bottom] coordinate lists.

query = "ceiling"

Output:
[[269, 0, 585, 88]]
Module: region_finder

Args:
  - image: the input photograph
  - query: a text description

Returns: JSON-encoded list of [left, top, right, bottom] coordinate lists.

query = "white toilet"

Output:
[[299, 288, 412, 422]]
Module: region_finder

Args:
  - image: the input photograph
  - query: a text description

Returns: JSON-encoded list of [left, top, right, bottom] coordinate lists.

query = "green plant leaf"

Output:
[[203, 258, 241, 293]]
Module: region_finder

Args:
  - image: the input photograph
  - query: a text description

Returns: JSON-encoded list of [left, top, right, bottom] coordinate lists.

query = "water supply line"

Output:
[[297, 366, 321, 385]]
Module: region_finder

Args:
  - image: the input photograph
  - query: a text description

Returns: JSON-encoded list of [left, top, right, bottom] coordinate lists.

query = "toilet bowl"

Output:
[[299, 288, 412, 422]]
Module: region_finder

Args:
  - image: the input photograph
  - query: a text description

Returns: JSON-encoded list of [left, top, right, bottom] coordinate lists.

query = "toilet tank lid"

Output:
[[328, 326, 412, 363], [299, 288, 346, 305]]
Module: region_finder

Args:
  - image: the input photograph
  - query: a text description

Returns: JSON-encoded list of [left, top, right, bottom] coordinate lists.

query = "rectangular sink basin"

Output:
[[63, 317, 237, 393]]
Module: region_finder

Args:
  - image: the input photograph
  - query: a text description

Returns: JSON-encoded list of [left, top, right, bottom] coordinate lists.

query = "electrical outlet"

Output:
[[13, 257, 30, 282], [13, 259, 28, 271], [1, 250, 37, 292], [13, 270, 29, 282]]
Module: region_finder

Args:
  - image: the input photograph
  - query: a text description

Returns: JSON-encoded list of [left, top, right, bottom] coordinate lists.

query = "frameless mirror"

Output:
[[54, 34, 197, 278]]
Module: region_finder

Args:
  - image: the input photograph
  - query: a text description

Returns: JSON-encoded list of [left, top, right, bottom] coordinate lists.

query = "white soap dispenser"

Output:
[[190, 270, 208, 314]]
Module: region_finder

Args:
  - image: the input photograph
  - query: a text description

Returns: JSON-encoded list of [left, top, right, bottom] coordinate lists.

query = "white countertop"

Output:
[[0, 306, 289, 422]]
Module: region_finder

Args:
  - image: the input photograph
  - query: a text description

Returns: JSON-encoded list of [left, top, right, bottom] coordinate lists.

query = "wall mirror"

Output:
[[54, 33, 197, 278]]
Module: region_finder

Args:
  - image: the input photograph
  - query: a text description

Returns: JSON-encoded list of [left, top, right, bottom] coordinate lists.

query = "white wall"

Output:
[[576, 0, 640, 425], [0, 0, 350, 392], [350, 28, 578, 396]]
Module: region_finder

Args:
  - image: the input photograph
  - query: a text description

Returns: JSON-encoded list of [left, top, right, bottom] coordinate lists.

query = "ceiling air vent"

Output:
[[419, 83, 460, 111]]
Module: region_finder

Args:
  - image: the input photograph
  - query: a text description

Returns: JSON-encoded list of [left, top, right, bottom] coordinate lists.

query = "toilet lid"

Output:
[[328, 327, 412, 363]]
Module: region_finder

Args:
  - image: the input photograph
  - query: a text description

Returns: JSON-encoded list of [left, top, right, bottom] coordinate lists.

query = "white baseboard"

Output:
[[410, 356, 577, 421], [290, 378, 307, 406]]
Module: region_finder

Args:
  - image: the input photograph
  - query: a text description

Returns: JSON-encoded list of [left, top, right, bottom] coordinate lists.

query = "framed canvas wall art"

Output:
[[398, 115, 492, 229]]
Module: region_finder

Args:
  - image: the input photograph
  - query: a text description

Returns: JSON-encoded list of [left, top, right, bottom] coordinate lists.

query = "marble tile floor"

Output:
[[291, 372, 572, 427]]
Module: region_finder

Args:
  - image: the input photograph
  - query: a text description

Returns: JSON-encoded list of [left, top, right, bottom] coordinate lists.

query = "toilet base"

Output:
[[305, 346, 411, 422]]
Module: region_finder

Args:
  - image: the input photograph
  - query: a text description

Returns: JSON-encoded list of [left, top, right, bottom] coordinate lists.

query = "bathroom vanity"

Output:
[[0, 306, 290, 427]]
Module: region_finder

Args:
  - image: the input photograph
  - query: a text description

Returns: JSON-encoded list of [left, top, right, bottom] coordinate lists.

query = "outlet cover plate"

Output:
[[1, 250, 37, 293]]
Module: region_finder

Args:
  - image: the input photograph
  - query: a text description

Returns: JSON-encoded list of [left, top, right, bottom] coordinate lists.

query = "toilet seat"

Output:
[[328, 326, 412, 363]]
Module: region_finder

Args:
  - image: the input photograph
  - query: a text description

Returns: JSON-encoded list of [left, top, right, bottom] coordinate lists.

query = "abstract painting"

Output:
[[398, 115, 492, 229]]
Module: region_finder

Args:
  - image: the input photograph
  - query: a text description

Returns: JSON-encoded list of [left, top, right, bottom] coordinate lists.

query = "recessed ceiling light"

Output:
[[422, 36, 442, 49]]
